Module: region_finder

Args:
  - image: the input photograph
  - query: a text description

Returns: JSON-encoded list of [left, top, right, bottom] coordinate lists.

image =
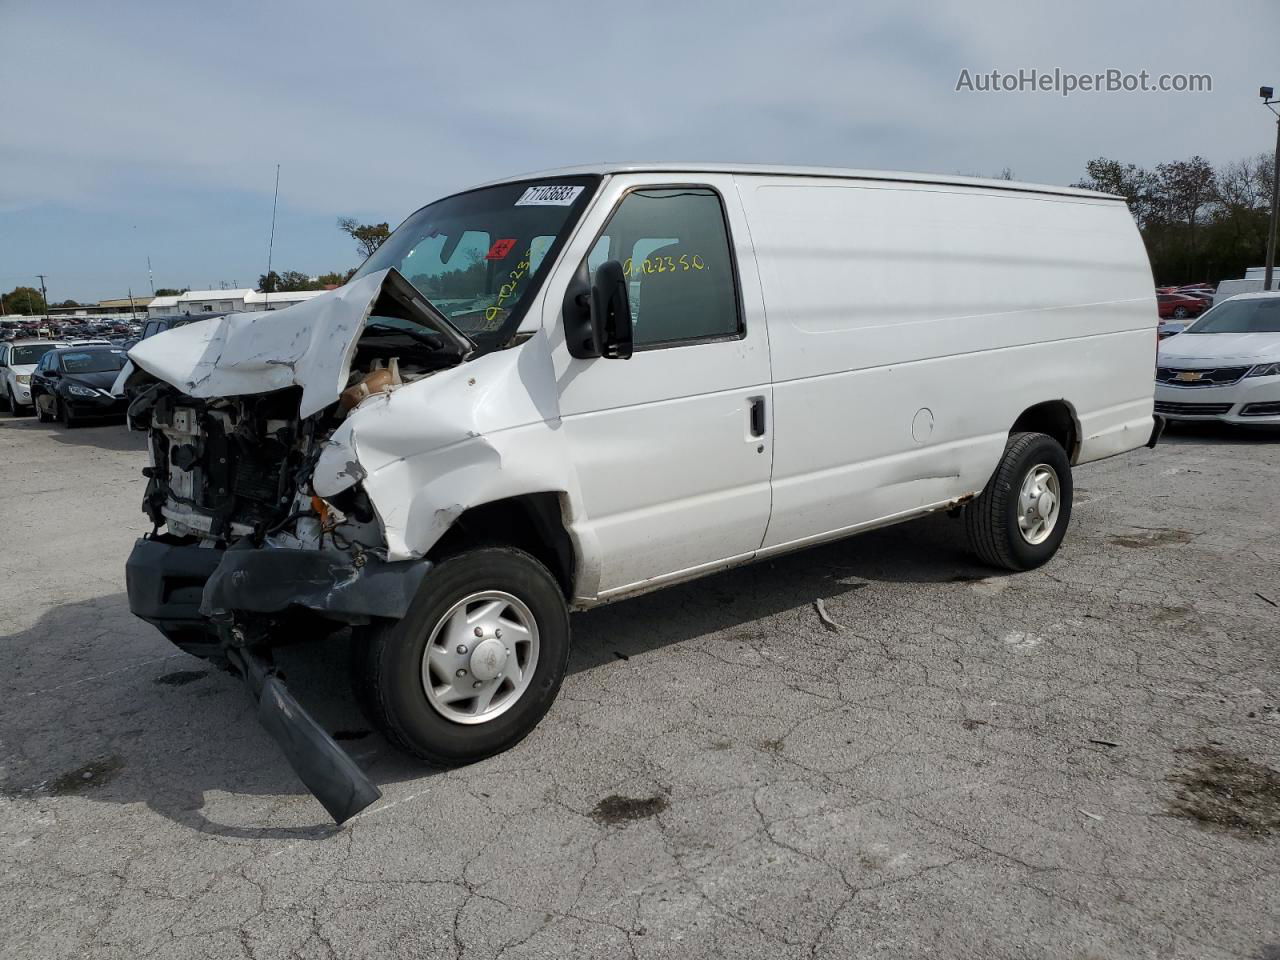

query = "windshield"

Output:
[[61, 350, 127, 374], [1186, 297, 1280, 334], [13, 344, 54, 365], [352, 176, 600, 352]]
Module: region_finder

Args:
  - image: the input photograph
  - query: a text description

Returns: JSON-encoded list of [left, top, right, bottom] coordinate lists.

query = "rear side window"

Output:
[[588, 187, 739, 348]]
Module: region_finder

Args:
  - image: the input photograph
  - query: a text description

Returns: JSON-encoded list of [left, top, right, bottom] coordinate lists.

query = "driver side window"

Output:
[[587, 187, 740, 348]]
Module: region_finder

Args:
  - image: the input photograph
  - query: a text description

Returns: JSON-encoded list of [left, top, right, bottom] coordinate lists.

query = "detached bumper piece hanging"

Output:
[[226, 643, 381, 825]]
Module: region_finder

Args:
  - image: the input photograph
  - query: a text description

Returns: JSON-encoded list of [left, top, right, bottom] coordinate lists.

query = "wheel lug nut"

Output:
[[457, 644, 468, 655], [456, 668, 467, 678], [474, 627, 483, 637], [495, 628, 502, 639], [473, 680, 482, 688]]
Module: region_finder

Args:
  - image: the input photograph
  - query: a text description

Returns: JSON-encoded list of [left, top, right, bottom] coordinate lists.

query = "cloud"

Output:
[[2, 0, 1275, 298]]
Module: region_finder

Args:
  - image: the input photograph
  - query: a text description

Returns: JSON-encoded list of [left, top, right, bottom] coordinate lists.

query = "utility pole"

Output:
[[147, 256, 155, 296], [1262, 87, 1280, 291], [36, 274, 49, 322]]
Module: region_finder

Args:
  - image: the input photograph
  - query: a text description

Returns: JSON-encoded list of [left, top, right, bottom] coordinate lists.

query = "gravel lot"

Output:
[[1, 415, 1278, 960]]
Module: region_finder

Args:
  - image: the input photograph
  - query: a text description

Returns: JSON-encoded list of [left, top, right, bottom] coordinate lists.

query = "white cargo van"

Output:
[[122, 164, 1158, 821], [1215, 277, 1276, 303]]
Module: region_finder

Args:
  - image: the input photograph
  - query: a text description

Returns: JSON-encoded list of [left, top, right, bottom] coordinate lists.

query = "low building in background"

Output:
[[49, 296, 155, 319], [146, 288, 326, 318]]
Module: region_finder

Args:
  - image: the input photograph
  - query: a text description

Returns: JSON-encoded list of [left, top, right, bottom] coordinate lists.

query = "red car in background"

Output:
[[1156, 292, 1209, 320]]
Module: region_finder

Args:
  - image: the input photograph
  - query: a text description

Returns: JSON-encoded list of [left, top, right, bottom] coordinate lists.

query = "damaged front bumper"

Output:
[[119, 269, 478, 825], [126, 536, 432, 639], [126, 536, 433, 823]]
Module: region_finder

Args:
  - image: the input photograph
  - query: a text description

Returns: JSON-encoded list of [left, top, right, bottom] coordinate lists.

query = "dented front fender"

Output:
[[312, 334, 582, 563]]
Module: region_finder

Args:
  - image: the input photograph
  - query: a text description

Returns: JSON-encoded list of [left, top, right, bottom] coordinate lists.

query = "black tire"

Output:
[[35, 397, 52, 422], [965, 431, 1073, 571], [355, 547, 570, 766]]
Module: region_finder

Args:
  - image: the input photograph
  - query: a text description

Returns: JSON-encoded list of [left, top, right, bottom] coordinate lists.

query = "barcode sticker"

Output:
[[514, 185, 584, 206]]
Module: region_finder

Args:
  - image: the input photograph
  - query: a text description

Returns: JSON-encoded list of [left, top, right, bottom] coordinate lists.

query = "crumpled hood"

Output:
[[1159, 331, 1280, 366], [127, 271, 389, 418]]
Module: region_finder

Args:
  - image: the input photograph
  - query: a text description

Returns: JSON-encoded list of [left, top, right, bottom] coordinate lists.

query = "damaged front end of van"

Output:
[[122, 269, 478, 823]]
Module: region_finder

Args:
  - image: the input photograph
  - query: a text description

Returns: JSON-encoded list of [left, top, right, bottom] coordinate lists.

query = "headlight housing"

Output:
[[1246, 362, 1280, 378], [66, 384, 99, 399], [15, 375, 30, 384]]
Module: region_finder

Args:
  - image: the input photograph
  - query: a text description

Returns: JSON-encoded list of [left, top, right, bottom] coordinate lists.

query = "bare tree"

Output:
[[1216, 157, 1267, 212], [1073, 157, 1160, 229], [1155, 157, 1217, 250], [337, 218, 391, 260]]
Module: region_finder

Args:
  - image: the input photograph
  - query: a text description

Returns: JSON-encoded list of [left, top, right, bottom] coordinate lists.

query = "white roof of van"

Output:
[[476, 163, 1123, 202]]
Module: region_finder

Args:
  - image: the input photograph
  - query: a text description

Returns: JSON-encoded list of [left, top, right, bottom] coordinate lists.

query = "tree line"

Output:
[[1073, 153, 1275, 285], [258, 219, 391, 293]]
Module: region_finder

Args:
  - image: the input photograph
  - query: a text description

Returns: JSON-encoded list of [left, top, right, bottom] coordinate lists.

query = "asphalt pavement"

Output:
[[1, 415, 1278, 959]]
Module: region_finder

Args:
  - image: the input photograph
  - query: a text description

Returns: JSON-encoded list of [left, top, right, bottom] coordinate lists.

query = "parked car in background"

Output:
[[1174, 287, 1215, 306], [1155, 291, 1280, 424], [1157, 292, 1209, 320], [139, 315, 201, 340], [0, 339, 59, 414], [29, 345, 130, 427]]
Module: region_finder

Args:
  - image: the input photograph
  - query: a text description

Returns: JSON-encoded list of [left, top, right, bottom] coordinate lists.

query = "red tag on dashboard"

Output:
[[486, 238, 517, 260]]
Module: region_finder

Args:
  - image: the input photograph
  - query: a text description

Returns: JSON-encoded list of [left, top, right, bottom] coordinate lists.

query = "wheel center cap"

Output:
[[469, 637, 508, 682], [1036, 490, 1055, 519]]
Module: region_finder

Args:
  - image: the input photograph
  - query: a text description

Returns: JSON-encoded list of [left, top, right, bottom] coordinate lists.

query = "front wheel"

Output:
[[355, 547, 571, 766], [965, 431, 1073, 571], [1173, 306, 1189, 319], [58, 399, 77, 429], [35, 396, 53, 422]]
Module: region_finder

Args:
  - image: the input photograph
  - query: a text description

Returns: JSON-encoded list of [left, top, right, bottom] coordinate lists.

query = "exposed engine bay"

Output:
[[119, 269, 499, 823], [124, 271, 472, 557]]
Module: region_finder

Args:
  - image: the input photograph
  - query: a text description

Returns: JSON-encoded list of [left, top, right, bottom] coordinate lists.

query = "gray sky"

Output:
[[2, 0, 1276, 301]]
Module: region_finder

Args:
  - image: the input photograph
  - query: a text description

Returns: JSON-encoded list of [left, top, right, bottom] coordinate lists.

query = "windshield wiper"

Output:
[[365, 322, 445, 350]]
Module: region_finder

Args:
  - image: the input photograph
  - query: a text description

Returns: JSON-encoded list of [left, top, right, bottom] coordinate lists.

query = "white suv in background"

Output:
[[0, 340, 59, 414]]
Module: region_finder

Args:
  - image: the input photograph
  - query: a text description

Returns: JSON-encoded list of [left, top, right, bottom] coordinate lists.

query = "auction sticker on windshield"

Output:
[[515, 185, 584, 206]]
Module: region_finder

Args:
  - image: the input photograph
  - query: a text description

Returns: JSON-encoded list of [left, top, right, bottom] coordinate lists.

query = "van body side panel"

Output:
[[736, 175, 1154, 550]]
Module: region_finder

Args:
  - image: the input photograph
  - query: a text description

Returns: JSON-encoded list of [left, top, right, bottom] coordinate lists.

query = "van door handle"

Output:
[[748, 396, 766, 437]]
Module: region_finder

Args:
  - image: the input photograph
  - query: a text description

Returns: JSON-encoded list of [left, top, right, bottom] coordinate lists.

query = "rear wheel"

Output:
[[1173, 306, 1189, 319], [355, 547, 570, 766], [965, 431, 1073, 571]]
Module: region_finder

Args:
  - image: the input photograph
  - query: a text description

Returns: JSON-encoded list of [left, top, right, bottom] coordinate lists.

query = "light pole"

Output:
[[1262, 86, 1280, 291], [35, 274, 49, 322]]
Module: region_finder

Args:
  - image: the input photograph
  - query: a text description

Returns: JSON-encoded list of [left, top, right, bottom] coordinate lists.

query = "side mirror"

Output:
[[563, 259, 633, 360], [589, 260, 632, 360]]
